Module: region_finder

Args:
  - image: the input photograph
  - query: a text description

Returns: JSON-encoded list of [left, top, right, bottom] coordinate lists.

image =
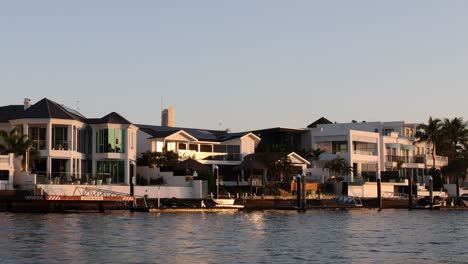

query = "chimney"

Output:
[[24, 98, 32, 110], [161, 106, 174, 127]]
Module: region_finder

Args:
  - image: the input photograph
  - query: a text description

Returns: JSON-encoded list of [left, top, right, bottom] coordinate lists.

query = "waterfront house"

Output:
[[304, 119, 449, 196], [137, 124, 261, 186], [0, 98, 138, 186]]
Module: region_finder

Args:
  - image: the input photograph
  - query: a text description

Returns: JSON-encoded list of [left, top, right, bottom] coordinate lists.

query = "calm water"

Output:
[[0, 210, 467, 264]]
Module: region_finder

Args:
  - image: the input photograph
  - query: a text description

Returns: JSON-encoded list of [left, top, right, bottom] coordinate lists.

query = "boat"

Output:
[[208, 198, 244, 209], [334, 196, 363, 207]]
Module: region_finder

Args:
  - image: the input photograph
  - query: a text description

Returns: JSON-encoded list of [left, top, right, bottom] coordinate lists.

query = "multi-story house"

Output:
[[137, 124, 261, 185], [306, 120, 448, 184], [0, 98, 138, 185]]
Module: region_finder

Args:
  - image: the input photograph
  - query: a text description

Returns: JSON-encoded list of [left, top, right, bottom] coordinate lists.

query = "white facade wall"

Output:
[[307, 121, 438, 182], [0, 154, 14, 190], [348, 182, 406, 198], [1, 117, 138, 185]]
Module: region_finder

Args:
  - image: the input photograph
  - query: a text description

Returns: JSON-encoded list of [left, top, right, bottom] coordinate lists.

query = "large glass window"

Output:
[[315, 142, 332, 153], [29, 127, 46, 150], [212, 145, 241, 161], [332, 141, 348, 154], [78, 128, 92, 154], [52, 126, 68, 150], [200, 144, 213, 152], [96, 129, 126, 153], [0, 170, 9, 181], [97, 160, 125, 183], [353, 141, 377, 155]]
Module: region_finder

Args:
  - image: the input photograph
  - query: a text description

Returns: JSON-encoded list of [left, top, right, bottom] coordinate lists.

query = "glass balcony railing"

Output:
[[53, 141, 69, 150], [386, 155, 425, 164], [353, 150, 377, 156]]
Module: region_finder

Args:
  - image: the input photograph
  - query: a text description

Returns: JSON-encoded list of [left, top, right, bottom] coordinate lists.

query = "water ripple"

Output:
[[1, 210, 468, 263]]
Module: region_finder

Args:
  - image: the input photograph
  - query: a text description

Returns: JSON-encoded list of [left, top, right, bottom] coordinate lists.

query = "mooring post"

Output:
[[296, 175, 301, 208], [408, 176, 413, 210], [377, 173, 382, 210], [301, 172, 306, 211], [429, 175, 433, 210]]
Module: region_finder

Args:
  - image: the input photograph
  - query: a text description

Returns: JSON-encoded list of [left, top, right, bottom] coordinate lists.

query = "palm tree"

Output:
[[136, 151, 179, 169], [273, 155, 293, 182], [0, 128, 38, 171], [324, 157, 353, 181], [396, 159, 405, 181], [311, 148, 325, 168], [441, 117, 468, 161], [415, 117, 443, 169]]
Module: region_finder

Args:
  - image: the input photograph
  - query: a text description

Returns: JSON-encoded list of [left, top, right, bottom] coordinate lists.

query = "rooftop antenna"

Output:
[[76, 100, 80, 111], [161, 96, 163, 112], [218, 122, 223, 130]]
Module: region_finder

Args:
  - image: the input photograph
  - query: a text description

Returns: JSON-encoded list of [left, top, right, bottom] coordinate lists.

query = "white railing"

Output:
[[0, 156, 9, 164], [178, 150, 227, 160], [353, 150, 377, 156]]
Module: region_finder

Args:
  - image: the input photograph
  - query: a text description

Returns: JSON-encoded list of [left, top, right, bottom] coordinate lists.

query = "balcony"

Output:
[[386, 155, 425, 164], [353, 150, 377, 156], [52, 141, 69, 151], [211, 153, 242, 162], [417, 154, 448, 168]]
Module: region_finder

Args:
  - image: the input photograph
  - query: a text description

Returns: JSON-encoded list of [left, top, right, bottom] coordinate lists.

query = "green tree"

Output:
[[324, 157, 353, 180], [440, 117, 468, 161], [0, 128, 39, 171], [311, 148, 325, 168], [415, 117, 443, 169], [273, 155, 293, 182], [136, 151, 179, 169], [396, 159, 405, 180]]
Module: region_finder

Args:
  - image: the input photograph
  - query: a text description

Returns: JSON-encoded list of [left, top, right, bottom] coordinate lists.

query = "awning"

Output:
[[386, 143, 401, 149], [401, 145, 415, 150]]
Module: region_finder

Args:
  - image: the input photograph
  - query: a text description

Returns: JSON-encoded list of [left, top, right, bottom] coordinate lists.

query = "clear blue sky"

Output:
[[1, 1, 467, 131]]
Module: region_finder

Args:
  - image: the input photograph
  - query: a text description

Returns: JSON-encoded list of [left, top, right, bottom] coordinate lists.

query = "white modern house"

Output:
[[0, 98, 138, 185], [306, 120, 448, 185], [137, 125, 261, 185], [0, 154, 14, 190]]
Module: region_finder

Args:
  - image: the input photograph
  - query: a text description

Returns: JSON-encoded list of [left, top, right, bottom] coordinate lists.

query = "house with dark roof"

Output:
[[248, 127, 308, 154], [0, 98, 138, 186], [136, 124, 260, 186]]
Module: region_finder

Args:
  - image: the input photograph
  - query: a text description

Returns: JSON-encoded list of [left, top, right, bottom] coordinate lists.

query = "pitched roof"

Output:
[[16, 98, 83, 121], [138, 124, 227, 141], [0, 98, 132, 125], [0, 105, 23, 122], [87, 112, 132, 125], [307, 117, 333, 128]]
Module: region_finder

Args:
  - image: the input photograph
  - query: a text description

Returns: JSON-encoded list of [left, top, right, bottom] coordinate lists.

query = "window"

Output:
[[212, 145, 241, 161], [96, 129, 126, 153], [316, 142, 332, 153], [0, 170, 9, 181], [200, 145, 213, 152], [78, 128, 92, 154], [97, 160, 125, 183], [165, 142, 176, 152], [29, 127, 46, 150], [383, 129, 394, 136], [332, 141, 348, 154], [178, 143, 187, 150], [353, 141, 377, 155], [52, 126, 68, 150], [189, 144, 198, 151]]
